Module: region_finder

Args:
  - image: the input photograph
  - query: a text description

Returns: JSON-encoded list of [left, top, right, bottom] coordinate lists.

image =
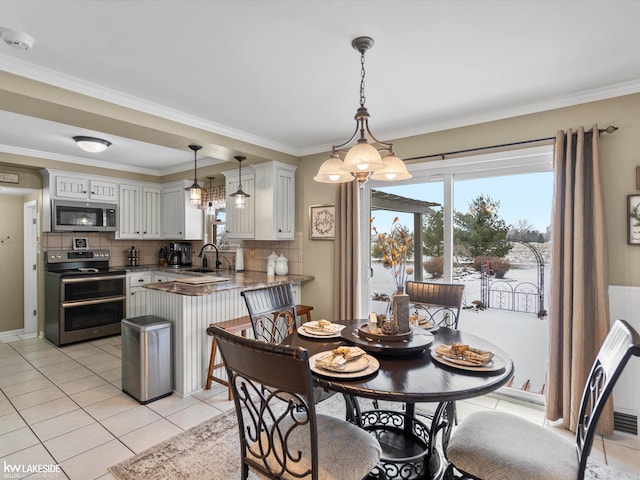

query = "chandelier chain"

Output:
[[359, 50, 366, 107]]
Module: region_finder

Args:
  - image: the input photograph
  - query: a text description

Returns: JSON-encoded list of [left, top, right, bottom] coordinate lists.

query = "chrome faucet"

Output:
[[198, 243, 221, 270]]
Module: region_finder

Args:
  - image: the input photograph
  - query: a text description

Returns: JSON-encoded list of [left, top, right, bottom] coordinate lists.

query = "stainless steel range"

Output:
[[44, 250, 126, 346]]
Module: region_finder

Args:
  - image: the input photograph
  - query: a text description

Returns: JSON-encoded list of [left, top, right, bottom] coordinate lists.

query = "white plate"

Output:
[[430, 349, 506, 372], [298, 322, 345, 338], [310, 352, 380, 379]]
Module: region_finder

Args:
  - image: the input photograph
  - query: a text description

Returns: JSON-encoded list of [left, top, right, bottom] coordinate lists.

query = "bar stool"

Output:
[[205, 304, 314, 398]]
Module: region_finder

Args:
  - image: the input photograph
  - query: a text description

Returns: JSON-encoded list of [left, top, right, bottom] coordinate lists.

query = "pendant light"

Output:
[[185, 144, 205, 204], [205, 177, 216, 216], [314, 36, 411, 188], [230, 156, 250, 209]]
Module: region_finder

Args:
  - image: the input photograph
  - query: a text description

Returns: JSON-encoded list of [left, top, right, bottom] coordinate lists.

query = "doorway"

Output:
[[23, 200, 38, 335]]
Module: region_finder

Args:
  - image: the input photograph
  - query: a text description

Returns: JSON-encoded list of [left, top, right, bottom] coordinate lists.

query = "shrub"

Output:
[[472, 256, 512, 278], [423, 256, 443, 278]]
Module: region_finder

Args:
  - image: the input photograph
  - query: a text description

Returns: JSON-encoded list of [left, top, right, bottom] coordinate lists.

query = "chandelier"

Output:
[[314, 36, 411, 188]]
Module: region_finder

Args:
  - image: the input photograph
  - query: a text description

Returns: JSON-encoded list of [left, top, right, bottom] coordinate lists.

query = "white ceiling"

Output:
[[1, 0, 640, 176]]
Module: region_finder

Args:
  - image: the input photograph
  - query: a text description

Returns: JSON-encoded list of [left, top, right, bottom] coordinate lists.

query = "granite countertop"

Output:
[[139, 268, 314, 296]]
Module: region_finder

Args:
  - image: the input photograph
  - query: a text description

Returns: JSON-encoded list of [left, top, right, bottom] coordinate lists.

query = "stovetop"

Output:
[[45, 250, 125, 276]]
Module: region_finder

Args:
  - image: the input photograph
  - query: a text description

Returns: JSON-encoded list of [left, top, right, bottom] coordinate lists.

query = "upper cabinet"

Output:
[[161, 181, 204, 240], [223, 161, 296, 241], [53, 174, 118, 202], [223, 166, 255, 239], [118, 184, 161, 240], [253, 161, 296, 240]]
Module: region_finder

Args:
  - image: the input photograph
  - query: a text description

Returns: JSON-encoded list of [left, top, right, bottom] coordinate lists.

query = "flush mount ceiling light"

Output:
[[314, 36, 411, 188], [72, 136, 112, 153], [229, 156, 250, 209], [0, 28, 35, 51], [185, 144, 205, 204]]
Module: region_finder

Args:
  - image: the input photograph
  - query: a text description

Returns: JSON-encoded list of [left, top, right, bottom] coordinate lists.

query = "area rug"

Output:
[[109, 397, 639, 480]]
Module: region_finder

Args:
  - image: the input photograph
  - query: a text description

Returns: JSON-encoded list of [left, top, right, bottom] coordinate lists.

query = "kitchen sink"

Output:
[[183, 267, 219, 273]]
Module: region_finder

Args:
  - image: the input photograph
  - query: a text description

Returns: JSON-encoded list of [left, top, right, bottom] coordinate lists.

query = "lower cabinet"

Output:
[[126, 272, 152, 317]]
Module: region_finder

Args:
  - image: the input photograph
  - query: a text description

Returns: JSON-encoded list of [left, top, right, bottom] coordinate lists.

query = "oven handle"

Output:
[[62, 296, 127, 308], [61, 275, 126, 284]]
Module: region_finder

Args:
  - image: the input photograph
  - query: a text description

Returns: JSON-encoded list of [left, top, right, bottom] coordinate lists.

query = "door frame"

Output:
[[23, 200, 38, 335]]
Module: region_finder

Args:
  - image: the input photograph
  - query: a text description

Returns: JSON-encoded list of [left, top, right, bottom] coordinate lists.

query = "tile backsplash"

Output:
[[41, 232, 304, 275]]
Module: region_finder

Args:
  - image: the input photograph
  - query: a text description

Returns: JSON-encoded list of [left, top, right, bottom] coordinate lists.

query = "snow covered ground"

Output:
[[370, 242, 551, 395]]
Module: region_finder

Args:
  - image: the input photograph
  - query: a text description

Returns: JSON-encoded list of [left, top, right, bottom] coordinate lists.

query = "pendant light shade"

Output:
[[185, 144, 205, 204], [313, 36, 411, 188], [230, 156, 250, 209]]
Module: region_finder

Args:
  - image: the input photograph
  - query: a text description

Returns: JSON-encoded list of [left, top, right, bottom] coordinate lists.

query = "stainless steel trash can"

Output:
[[121, 315, 172, 404]]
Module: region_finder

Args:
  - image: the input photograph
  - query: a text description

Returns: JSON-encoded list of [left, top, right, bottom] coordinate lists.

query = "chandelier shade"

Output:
[[313, 36, 411, 188]]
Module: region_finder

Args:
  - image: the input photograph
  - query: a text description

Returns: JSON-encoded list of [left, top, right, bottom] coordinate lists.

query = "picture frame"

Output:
[[628, 195, 640, 244], [309, 204, 336, 240], [72, 237, 89, 250]]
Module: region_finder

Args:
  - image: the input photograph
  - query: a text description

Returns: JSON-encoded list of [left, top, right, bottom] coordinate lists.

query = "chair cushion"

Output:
[[250, 413, 381, 480], [446, 411, 578, 480]]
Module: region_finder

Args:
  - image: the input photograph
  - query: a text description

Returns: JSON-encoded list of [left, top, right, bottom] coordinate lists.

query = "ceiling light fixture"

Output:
[[314, 36, 411, 188], [185, 144, 205, 204], [205, 176, 216, 216], [0, 28, 35, 51], [229, 156, 250, 209], [72, 136, 112, 153]]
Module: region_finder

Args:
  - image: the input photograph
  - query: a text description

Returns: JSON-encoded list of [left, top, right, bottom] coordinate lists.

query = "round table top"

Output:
[[284, 321, 515, 403]]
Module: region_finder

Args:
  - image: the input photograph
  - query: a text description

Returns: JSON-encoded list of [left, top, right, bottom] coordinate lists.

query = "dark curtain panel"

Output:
[[546, 125, 613, 434]]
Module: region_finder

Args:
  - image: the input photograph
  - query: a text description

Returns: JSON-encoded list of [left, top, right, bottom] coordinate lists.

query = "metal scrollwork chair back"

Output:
[[241, 284, 298, 344], [211, 325, 382, 480], [444, 319, 640, 480], [405, 281, 465, 329]]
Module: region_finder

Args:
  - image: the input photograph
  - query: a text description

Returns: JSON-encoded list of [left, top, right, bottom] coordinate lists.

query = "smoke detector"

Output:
[[0, 28, 35, 51]]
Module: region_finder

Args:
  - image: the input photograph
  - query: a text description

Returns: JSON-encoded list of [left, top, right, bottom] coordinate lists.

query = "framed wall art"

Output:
[[309, 204, 335, 240], [628, 195, 640, 244]]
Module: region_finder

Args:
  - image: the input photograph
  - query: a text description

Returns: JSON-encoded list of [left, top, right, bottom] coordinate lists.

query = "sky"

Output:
[[371, 171, 554, 234]]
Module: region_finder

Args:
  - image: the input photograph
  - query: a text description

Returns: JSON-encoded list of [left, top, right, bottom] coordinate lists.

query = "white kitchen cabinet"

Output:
[[252, 161, 296, 240], [53, 175, 118, 202], [161, 181, 204, 240], [222, 167, 255, 239], [118, 184, 162, 240], [126, 272, 153, 317]]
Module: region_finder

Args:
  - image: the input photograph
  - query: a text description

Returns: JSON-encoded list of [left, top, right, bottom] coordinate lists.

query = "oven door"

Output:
[[61, 275, 125, 301], [60, 296, 126, 344]]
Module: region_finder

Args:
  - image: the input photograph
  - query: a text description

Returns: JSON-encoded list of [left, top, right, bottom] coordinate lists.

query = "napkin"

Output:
[[315, 346, 366, 372], [303, 319, 339, 334], [434, 343, 493, 365]]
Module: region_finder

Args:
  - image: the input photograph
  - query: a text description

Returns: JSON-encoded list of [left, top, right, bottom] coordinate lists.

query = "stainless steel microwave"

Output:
[[51, 200, 118, 232]]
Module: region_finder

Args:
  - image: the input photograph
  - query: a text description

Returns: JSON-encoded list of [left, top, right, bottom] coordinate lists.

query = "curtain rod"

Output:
[[403, 125, 618, 162]]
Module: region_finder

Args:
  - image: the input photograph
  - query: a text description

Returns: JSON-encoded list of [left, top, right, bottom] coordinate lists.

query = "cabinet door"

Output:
[[127, 288, 149, 317], [274, 167, 295, 239], [162, 187, 185, 238], [142, 187, 162, 239], [55, 175, 89, 199], [89, 180, 118, 202], [225, 175, 255, 239], [118, 184, 141, 239]]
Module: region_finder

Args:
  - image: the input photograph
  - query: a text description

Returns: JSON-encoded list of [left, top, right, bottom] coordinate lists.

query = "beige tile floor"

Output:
[[0, 333, 639, 479]]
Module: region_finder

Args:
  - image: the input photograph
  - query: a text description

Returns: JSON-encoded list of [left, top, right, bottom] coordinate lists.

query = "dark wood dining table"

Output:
[[283, 320, 515, 480]]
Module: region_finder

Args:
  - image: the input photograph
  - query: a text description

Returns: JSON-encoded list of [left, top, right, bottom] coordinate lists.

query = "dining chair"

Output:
[[405, 281, 465, 328], [241, 283, 298, 343], [211, 325, 382, 480], [443, 319, 640, 480]]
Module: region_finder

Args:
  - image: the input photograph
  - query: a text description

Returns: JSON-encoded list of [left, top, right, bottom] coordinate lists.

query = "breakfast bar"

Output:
[[143, 271, 313, 396]]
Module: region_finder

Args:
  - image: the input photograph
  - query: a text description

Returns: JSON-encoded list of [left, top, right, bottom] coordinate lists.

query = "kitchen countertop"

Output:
[[136, 267, 313, 296]]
